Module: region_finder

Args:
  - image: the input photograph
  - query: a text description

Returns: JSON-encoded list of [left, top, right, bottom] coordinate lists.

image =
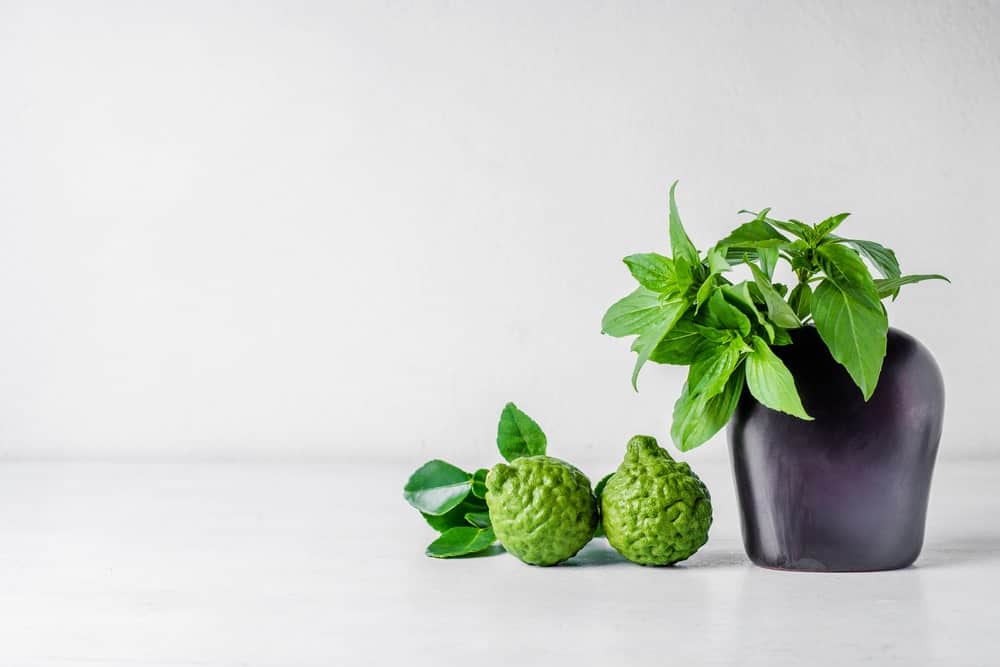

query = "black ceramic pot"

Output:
[[728, 326, 944, 572]]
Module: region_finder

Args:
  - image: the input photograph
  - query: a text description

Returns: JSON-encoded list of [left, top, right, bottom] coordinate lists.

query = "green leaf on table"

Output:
[[463, 511, 491, 529], [747, 262, 800, 329], [671, 366, 745, 452], [630, 293, 690, 389], [648, 318, 708, 365], [744, 336, 812, 419], [426, 526, 496, 558], [788, 283, 813, 320], [404, 460, 473, 515], [422, 496, 488, 532], [623, 253, 676, 292], [874, 274, 950, 298], [497, 403, 547, 461], [814, 212, 850, 238], [471, 468, 488, 498], [669, 181, 700, 269]]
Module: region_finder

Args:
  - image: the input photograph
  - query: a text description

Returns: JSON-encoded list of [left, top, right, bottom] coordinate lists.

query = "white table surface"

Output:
[[0, 459, 996, 666]]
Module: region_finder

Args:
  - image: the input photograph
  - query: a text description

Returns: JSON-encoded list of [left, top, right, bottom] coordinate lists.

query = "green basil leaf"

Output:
[[758, 246, 779, 279], [671, 367, 745, 452], [744, 336, 812, 420], [463, 511, 491, 529], [497, 403, 547, 461], [721, 281, 775, 342], [707, 246, 731, 274], [700, 289, 751, 337], [668, 181, 700, 269], [718, 219, 790, 248], [758, 319, 776, 343], [623, 253, 676, 292], [812, 277, 888, 400], [426, 526, 496, 558], [767, 218, 815, 242], [788, 283, 813, 320], [737, 208, 770, 218], [695, 276, 715, 310], [631, 294, 690, 389], [601, 287, 670, 337], [693, 247, 732, 310], [673, 256, 697, 294], [838, 239, 901, 280], [404, 460, 473, 515], [814, 212, 850, 238], [471, 468, 488, 498], [747, 262, 800, 329], [724, 246, 759, 265], [874, 274, 950, 298], [719, 281, 756, 314], [771, 327, 793, 346], [648, 318, 708, 365], [816, 242, 875, 289], [686, 338, 746, 401], [422, 496, 488, 532], [693, 324, 734, 344]]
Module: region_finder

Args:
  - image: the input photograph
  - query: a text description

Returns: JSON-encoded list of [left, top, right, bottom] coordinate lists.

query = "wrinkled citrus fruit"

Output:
[[601, 435, 712, 566], [486, 456, 598, 566]]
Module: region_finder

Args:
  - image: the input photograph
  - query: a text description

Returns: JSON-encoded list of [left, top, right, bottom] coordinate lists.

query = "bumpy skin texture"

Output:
[[486, 456, 598, 566], [602, 435, 712, 566]]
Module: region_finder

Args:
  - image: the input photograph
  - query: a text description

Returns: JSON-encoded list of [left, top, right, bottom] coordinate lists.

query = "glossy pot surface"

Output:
[[728, 327, 944, 572]]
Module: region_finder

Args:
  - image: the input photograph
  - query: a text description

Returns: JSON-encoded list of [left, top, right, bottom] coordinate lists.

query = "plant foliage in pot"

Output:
[[601, 182, 949, 572]]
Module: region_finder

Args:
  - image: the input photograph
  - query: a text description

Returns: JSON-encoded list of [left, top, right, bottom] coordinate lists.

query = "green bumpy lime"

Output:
[[485, 456, 598, 566], [601, 435, 712, 566]]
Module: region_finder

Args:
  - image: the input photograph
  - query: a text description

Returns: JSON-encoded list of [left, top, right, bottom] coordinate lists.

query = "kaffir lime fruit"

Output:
[[485, 456, 598, 566], [601, 435, 712, 566]]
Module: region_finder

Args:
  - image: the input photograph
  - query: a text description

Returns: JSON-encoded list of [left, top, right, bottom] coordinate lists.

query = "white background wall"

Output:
[[0, 1, 996, 463]]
